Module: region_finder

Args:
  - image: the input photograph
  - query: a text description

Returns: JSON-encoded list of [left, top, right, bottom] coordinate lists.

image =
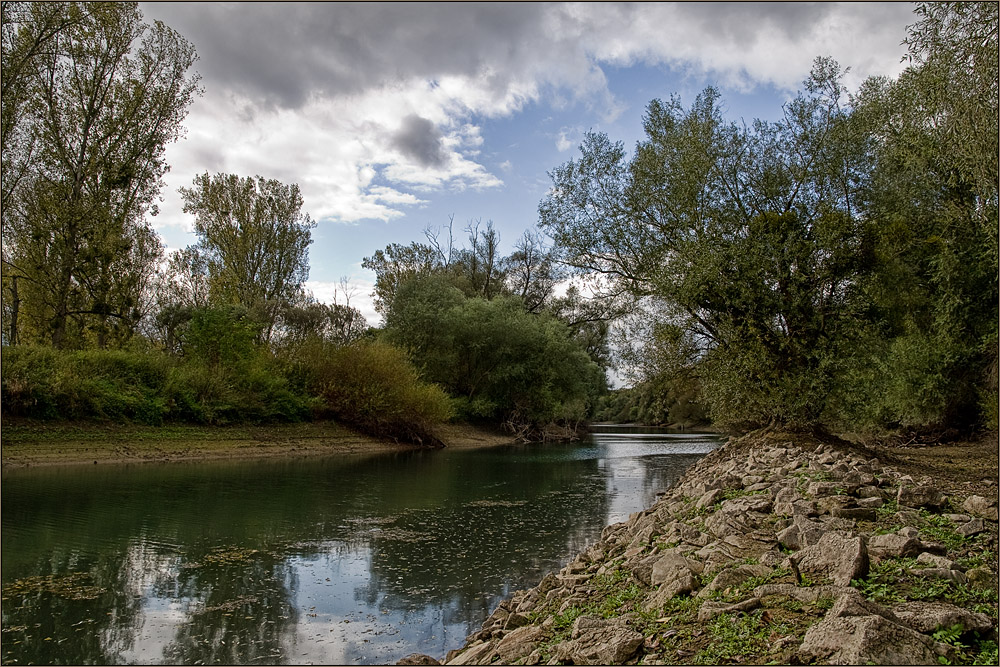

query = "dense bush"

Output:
[[1, 334, 447, 444], [382, 276, 605, 433], [2, 346, 171, 423], [306, 340, 453, 446]]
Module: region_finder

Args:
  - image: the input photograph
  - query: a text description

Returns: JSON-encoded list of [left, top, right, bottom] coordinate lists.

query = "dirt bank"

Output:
[[0, 419, 517, 468], [426, 430, 999, 666]]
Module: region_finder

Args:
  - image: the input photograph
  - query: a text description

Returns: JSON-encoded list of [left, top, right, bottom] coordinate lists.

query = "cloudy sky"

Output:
[[140, 1, 916, 325]]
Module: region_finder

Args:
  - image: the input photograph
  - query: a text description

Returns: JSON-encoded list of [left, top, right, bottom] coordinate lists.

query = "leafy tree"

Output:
[[1, 2, 82, 212], [273, 299, 368, 348], [540, 60, 874, 428], [362, 241, 440, 316], [851, 1, 998, 429], [178, 172, 316, 341], [382, 275, 604, 432], [1, 1, 200, 348]]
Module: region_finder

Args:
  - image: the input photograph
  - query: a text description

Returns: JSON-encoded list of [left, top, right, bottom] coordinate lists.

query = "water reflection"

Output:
[[1, 429, 719, 665]]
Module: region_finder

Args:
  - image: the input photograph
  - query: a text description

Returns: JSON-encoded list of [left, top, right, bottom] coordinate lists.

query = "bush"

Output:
[[1, 346, 171, 423], [1, 345, 63, 418], [309, 340, 452, 446]]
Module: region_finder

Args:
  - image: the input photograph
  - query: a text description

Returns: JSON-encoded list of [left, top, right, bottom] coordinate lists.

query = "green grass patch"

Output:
[[919, 510, 968, 551], [693, 610, 788, 665]]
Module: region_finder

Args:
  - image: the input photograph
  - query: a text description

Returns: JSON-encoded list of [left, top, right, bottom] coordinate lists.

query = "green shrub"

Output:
[[310, 340, 453, 445], [1, 345, 63, 418]]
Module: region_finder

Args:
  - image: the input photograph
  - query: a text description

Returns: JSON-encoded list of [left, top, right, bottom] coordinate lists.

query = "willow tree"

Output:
[[1, 2, 200, 348], [178, 172, 316, 342], [852, 1, 999, 429], [540, 59, 874, 428]]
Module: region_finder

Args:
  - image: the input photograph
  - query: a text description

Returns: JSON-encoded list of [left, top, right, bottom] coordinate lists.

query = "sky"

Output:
[[140, 1, 917, 326]]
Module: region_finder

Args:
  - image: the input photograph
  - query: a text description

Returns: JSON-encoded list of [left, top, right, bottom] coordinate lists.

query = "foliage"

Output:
[[176, 172, 316, 341], [0, 334, 454, 442], [382, 275, 605, 433], [305, 340, 453, 446], [539, 3, 998, 433], [693, 609, 786, 665], [541, 62, 875, 429], [594, 376, 707, 427], [1, 1, 200, 349], [848, 1, 999, 430]]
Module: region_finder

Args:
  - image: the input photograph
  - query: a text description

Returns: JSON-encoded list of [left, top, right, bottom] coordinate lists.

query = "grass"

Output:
[[692, 610, 790, 665], [919, 510, 968, 551]]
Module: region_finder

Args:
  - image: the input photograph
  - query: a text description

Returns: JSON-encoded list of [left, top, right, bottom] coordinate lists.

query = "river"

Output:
[[1, 426, 720, 665]]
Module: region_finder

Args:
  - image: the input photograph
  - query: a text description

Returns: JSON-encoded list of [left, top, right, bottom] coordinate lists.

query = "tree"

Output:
[[507, 230, 560, 313], [540, 60, 874, 428], [178, 172, 316, 341], [382, 274, 604, 432], [362, 241, 440, 317], [851, 1, 998, 429], [1, 2, 82, 212], [1, 1, 200, 348]]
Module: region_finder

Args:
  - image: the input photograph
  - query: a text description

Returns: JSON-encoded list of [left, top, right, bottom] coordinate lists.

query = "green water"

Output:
[[1, 427, 719, 665]]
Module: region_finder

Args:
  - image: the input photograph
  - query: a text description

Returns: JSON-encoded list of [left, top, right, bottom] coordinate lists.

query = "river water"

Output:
[[1, 426, 720, 665]]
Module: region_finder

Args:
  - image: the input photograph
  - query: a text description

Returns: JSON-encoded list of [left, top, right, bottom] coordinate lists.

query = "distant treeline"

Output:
[[2, 2, 997, 442]]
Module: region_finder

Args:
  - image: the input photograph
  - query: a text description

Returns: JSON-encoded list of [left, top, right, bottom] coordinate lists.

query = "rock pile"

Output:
[[415, 431, 998, 666]]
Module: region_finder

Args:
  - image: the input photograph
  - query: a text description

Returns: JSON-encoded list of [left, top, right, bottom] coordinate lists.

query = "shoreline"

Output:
[[433, 429, 999, 666], [0, 419, 519, 469]]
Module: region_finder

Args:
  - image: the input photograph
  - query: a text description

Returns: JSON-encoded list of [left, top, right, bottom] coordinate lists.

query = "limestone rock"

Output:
[[644, 550, 701, 611], [397, 653, 440, 665], [798, 614, 952, 665], [503, 612, 531, 631], [855, 485, 883, 499], [553, 616, 643, 665], [826, 588, 899, 623], [868, 533, 924, 560], [957, 518, 986, 537], [909, 567, 969, 585], [445, 640, 497, 665], [897, 484, 946, 510], [697, 597, 761, 622], [892, 601, 995, 635], [795, 532, 869, 586], [697, 564, 771, 599], [916, 552, 958, 571], [963, 495, 999, 521], [753, 583, 852, 603], [967, 567, 997, 590], [632, 552, 667, 587], [830, 506, 877, 521], [650, 550, 703, 585], [495, 625, 546, 663], [696, 488, 723, 509]]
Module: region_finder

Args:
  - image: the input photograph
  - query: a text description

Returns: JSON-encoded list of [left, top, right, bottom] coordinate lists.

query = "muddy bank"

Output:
[[0, 419, 517, 468], [418, 430, 998, 666]]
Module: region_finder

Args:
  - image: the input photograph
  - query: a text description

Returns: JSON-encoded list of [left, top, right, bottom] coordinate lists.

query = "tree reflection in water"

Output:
[[1, 432, 718, 665]]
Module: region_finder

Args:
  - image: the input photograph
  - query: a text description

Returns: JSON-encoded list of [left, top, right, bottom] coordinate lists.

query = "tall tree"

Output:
[[178, 172, 316, 341], [1, 1, 200, 348], [853, 1, 998, 428], [540, 60, 873, 428]]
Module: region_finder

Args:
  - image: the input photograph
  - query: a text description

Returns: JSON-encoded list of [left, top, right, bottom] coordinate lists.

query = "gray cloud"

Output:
[[391, 114, 446, 167], [142, 2, 912, 114], [141, 2, 549, 110], [673, 2, 836, 47]]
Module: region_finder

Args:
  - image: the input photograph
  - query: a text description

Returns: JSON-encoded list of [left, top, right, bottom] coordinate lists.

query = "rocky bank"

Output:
[[402, 429, 999, 666]]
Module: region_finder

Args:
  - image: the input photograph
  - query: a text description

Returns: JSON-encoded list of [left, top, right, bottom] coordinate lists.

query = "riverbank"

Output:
[[0, 419, 518, 468], [429, 429, 999, 666]]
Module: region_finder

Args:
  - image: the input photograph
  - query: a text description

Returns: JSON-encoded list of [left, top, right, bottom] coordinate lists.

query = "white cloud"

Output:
[[147, 1, 914, 245], [556, 130, 574, 152], [306, 272, 380, 327]]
